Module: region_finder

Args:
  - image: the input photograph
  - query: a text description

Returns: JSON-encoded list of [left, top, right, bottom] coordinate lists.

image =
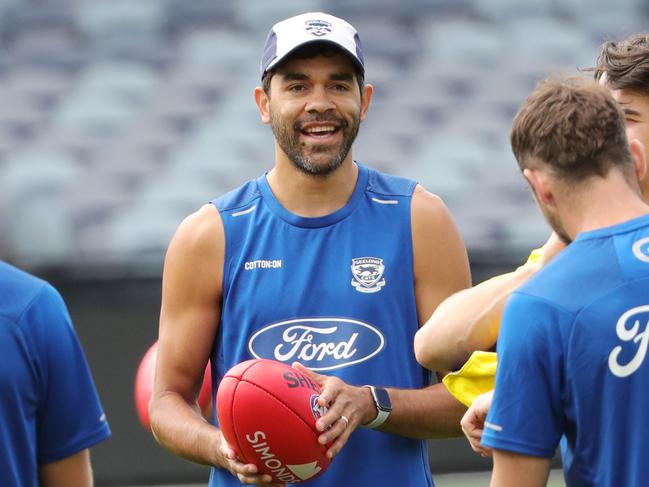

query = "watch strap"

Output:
[[362, 385, 391, 429]]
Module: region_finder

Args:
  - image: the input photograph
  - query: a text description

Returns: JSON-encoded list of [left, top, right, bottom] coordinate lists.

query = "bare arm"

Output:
[[149, 204, 224, 466], [414, 267, 536, 372], [39, 450, 92, 487], [376, 383, 468, 439], [414, 233, 565, 372], [490, 449, 552, 487], [385, 184, 471, 437], [410, 185, 472, 326], [299, 186, 471, 457], [149, 204, 275, 485]]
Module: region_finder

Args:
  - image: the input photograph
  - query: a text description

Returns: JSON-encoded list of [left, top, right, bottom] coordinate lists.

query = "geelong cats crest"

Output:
[[350, 257, 386, 294]]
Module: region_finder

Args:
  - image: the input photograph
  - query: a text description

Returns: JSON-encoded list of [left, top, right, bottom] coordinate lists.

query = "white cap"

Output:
[[260, 12, 365, 78]]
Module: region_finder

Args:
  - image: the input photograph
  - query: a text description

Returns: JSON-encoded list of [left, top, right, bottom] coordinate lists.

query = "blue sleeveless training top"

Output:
[[209, 162, 434, 486]]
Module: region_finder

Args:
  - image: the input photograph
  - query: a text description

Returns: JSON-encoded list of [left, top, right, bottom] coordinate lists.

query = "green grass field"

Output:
[[128, 469, 566, 486], [435, 469, 565, 486]]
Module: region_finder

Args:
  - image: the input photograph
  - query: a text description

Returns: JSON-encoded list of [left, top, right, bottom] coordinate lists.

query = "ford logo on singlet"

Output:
[[248, 318, 385, 371]]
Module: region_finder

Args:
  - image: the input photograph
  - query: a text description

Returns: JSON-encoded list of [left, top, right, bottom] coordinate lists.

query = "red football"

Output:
[[216, 359, 330, 483]]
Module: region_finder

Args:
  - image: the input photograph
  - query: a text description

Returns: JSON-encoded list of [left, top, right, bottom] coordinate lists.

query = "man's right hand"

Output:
[[217, 431, 284, 486], [460, 389, 494, 457]]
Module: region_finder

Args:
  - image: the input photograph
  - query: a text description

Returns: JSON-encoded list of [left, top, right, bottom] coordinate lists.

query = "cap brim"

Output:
[[263, 39, 364, 78]]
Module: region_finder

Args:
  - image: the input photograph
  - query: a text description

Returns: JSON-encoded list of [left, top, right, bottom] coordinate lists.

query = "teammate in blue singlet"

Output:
[[480, 79, 649, 487], [150, 11, 471, 487], [0, 261, 111, 486]]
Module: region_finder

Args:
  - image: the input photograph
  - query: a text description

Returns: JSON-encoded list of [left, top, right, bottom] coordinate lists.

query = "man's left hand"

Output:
[[460, 389, 494, 457], [292, 362, 376, 459]]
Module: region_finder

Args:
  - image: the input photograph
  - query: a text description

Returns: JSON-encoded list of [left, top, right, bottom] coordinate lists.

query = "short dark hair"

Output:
[[511, 78, 633, 183], [593, 33, 649, 94], [261, 42, 365, 96]]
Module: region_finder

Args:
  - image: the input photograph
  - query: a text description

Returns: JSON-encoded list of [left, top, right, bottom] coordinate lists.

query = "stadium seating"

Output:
[[0, 0, 646, 273]]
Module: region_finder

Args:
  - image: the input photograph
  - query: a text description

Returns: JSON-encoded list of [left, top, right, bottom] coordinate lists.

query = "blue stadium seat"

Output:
[[178, 29, 259, 73], [472, 0, 552, 21], [0, 147, 81, 264], [3, 196, 76, 265], [1, 1, 77, 41], [4, 65, 73, 107], [421, 20, 505, 67], [104, 200, 185, 261], [80, 61, 158, 94], [77, 0, 164, 45], [504, 17, 591, 64], [0, 89, 47, 131], [352, 17, 420, 64], [164, 0, 235, 34], [235, 0, 324, 32], [52, 88, 140, 136]]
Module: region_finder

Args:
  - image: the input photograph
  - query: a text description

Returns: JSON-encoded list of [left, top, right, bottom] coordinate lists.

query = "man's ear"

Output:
[[254, 87, 271, 124], [629, 138, 647, 182], [523, 168, 555, 206], [360, 83, 373, 122]]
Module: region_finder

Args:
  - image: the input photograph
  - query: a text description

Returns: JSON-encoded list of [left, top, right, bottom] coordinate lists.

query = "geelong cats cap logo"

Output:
[[305, 19, 333, 37]]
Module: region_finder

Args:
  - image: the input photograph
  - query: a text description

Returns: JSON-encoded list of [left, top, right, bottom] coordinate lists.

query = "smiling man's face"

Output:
[[266, 52, 367, 176]]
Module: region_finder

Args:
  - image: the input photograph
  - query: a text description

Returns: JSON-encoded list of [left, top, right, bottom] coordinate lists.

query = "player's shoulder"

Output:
[[211, 178, 261, 214], [411, 184, 446, 209], [169, 204, 224, 259], [173, 177, 262, 254], [408, 183, 457, 232], [364, 163, 417, 198], [0, 261, 53, 325], [0, 261, 45, 294], [515, 240, 608, 313]]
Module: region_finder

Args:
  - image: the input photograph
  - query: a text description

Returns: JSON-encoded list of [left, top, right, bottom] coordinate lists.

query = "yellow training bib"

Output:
[[442, 351, 497, 407]]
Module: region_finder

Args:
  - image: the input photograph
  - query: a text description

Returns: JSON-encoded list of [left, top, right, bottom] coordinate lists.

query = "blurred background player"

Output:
[[414, 31, 649, 455], [595, 33, 649, 182], [483, 77, 649, 487], [0, 261, 111, 487], [149, 11, 471, 487]]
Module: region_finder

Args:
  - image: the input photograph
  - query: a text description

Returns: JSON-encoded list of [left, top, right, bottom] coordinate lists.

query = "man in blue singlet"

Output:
[[149, 11, 471, 487], [0, 261, 111, 486], [480, 79, 649, 487]]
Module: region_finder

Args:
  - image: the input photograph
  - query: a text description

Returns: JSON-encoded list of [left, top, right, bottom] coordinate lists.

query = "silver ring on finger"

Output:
[[339, 415, 349, 428]]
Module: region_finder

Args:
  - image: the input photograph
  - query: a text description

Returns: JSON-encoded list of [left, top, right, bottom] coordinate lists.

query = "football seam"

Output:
[[226, 359, 263, 380], [241, 379, 321, 438], [230, 379, 249, 463]]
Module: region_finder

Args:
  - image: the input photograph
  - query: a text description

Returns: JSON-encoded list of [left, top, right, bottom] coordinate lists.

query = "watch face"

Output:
[[374, 387, 392, 411]]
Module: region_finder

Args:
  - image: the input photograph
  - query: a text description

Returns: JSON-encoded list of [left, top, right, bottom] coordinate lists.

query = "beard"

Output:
[[270, 109, 361, 177], [531, 190, 573, 244], [542, 207, 572, 244]]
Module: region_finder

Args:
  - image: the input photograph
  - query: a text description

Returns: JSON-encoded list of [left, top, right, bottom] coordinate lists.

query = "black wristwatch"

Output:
[[362, 385, 392, 429]]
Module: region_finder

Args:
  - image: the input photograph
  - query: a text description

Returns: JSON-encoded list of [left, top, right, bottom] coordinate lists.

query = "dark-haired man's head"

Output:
[[511, 78, 643, 242], [595, 33, 649, 198]]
